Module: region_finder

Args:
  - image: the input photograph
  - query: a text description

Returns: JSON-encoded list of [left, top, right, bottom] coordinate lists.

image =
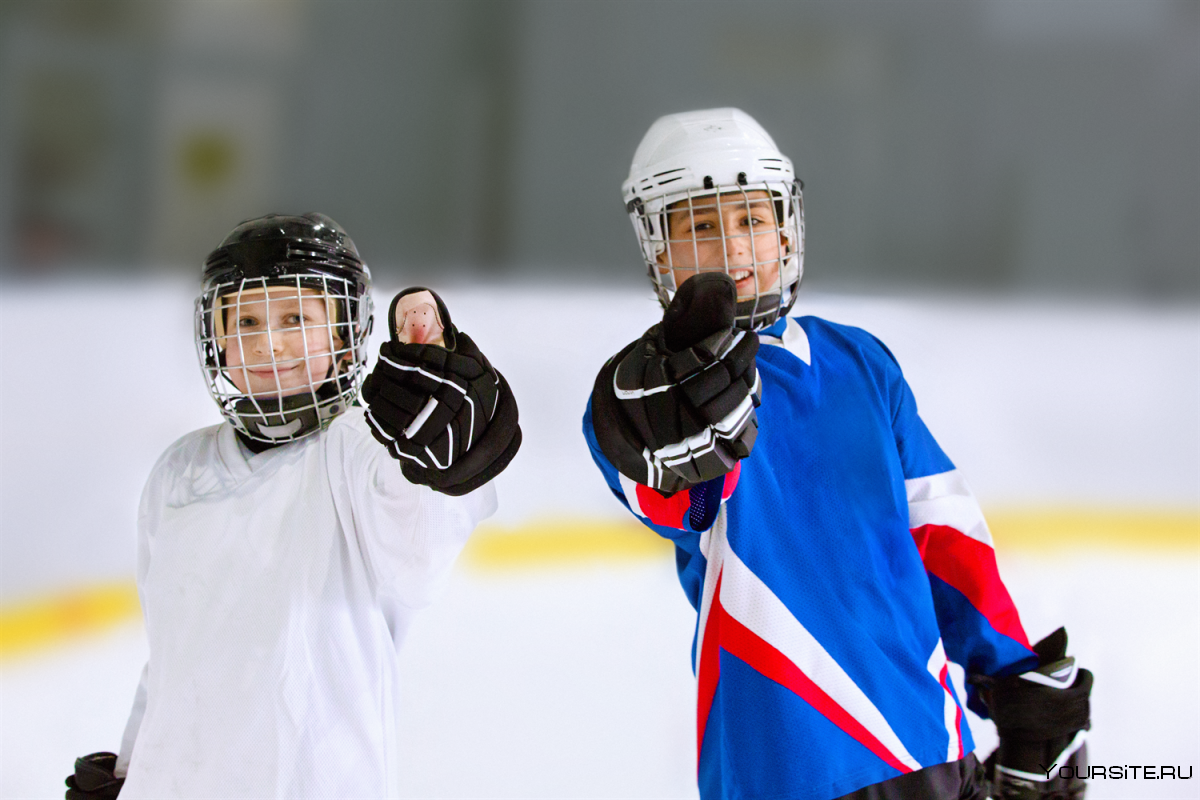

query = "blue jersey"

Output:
[[583, 315, 1037, 800]]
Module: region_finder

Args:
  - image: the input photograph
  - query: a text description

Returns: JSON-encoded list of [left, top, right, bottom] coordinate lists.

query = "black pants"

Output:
[[834, 754, 990, 800]]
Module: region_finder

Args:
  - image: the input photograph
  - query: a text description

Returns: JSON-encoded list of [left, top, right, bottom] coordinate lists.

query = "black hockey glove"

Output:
[[362, 287, 521, 496], [591, 272, 760, 494], [64, 752, 123, 800], [973, 627, 1092, 800]]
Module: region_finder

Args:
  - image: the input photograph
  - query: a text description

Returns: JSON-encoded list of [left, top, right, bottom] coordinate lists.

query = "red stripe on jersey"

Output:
[[634, 484, 691, 529], [911, 524, 1031, 649], [721, 462, 741, 500], [938, 663, 964, 759], [696, 572, 724, 765], [697, 571, 914, 776]]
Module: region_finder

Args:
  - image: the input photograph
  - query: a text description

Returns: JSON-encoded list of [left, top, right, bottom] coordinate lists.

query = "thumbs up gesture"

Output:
[[362, 288, 521, 496]]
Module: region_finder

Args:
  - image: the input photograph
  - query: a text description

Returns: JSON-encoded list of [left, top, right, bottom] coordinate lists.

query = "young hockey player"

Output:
[[64, 213, 520, 799], [583, 109, 1092, 800]]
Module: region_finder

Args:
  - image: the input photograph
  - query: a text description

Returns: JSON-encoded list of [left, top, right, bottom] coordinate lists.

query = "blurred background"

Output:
[[0, 0, 1196, 294], [1, 1, 1198, 798]]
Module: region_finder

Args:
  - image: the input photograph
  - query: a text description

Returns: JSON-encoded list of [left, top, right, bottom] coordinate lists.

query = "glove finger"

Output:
[[459, 383, 494, 450], [720, 329, 759, 379], [656, 428, 741, 486], [404, 397, 461, 448], [443, 331, 489, 380], [371, 357, 445, 398], [371, 379, 430, 420], [380, 340, 451, 374], [720, 412, 758, 459], [365, 407, 411, 457], [387, 435, 434, 469], [697, 379, 752, 427], [680, 362, 733, 408], [665, 345, 710, 382], [419, 371, 521, 495], [661, 272, 737, 352], [642, 388, 682, 449]]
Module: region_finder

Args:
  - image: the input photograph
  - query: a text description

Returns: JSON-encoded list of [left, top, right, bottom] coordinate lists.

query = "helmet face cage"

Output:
[[630, 178, 804, 331], [195, 270, 373, 444]]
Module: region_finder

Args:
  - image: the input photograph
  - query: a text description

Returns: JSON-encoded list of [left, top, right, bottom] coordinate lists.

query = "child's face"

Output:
[[659, 190, 789, 300], [220, 287, 343, 398]]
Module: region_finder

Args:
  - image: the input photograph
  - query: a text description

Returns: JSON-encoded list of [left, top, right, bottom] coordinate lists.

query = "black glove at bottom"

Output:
[[65, 752, 123, 800], [974, 628, 1092, 800]]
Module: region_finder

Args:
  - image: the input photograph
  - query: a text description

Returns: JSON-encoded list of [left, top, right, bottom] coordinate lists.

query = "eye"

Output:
[[237, 315, 259, 329]]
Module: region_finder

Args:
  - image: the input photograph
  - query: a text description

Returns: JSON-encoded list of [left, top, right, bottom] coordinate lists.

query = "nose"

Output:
[[724, 231, 753, 265], [246, 329, 283, 356]]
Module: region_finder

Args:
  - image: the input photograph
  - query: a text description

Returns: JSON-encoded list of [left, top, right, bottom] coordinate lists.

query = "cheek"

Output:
[[227, 363, 250, 393], [223, 342, 243, 368], [304, 325, 335, 353], [754, 231, 783, 257]]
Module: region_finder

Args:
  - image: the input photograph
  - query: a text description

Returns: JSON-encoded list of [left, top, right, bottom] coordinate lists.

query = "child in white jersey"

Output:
[[64, 213, 520, 799]]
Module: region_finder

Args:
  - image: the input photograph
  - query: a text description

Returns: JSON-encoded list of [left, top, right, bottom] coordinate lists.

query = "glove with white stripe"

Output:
[[362, 287, 521, 496], [591, 272, 760, 494], [974, 628, 1092, 800]]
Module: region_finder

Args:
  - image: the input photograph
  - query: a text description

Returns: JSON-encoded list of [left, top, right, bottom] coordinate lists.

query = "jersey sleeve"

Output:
[[115, 663, 148, 778], [583, 394, 737, 536], [337, 410, 497, 610], [882, 341, 1038, 715], [116, 443, 176, 777]]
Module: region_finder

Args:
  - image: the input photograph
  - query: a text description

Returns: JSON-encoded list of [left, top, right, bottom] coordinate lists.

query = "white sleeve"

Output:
[[336, 413, 497, 610], [114, 662, 148, 778], [115, 460, 163, 778]]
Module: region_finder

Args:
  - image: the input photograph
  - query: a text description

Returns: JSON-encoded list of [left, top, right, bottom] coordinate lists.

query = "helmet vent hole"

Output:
[[703, 175, 714, 190], [736, 172, 747, 185]]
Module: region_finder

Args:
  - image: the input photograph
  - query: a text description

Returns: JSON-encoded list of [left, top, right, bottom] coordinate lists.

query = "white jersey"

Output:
[[115, 407, 496, 799]]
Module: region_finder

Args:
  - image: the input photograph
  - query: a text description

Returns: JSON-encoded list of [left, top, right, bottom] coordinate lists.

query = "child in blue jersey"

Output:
[[584, 109, 1092, 800]]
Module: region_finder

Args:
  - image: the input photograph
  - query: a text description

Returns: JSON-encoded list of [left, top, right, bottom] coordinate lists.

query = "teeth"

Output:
[[730, 270, 752, 281]]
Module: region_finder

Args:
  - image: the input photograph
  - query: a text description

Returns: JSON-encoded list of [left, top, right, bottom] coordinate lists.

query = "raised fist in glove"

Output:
[[362, 287, 521, 496], [64, 752, 123, 800], [591, 272, 760, 494], [974, 627, 1092, 799]]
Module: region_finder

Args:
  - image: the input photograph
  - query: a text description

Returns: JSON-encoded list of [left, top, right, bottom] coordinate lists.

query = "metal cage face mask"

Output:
[[630, 179, 804, 331], [195, 272, 373, 444]]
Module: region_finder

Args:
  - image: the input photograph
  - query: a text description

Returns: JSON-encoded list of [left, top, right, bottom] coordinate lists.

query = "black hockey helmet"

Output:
[[195, 213, 375, 444]]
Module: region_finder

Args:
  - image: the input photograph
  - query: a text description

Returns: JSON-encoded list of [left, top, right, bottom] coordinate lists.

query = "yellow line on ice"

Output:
[[986, 509, 1200, 551], [2, 510, 1195, 659], [463, 518, 672, 567], [0, 581, 140, 660]]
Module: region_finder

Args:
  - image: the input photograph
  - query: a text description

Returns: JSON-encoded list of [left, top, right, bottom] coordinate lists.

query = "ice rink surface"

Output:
[[2, 278, 1198, 798], [4, 552, 1198, 799]]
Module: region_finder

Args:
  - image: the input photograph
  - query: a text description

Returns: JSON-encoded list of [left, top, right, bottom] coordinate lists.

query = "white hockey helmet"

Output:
[[623, 108, 804, 330]]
